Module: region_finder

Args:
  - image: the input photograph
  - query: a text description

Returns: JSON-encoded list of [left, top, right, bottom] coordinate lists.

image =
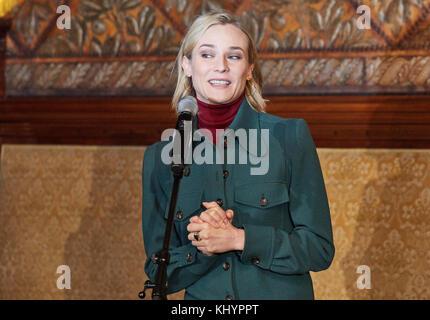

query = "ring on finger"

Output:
[[193, 232, 200, 241]]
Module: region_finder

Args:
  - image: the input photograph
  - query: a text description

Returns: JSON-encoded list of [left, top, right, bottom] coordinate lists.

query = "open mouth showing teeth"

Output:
[[209, 80, 231, 86]]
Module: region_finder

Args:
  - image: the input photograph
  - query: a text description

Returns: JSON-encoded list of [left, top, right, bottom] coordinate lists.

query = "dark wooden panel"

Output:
[[1, 95, 430, 148]]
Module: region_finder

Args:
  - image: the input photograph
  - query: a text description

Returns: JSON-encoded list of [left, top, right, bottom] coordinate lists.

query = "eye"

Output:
[[228, 55, 242, 60], [201, 53, 213, 58]]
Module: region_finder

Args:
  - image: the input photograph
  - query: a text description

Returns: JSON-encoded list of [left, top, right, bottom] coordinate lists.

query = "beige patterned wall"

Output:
[[0, 145, 429, 299]]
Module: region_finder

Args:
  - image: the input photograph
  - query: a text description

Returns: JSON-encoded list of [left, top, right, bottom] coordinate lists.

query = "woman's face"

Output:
[[182, 23, 254, 105]]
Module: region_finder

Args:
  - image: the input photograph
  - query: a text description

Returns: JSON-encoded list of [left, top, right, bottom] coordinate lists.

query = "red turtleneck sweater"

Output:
[[197, 92, 245, 145]]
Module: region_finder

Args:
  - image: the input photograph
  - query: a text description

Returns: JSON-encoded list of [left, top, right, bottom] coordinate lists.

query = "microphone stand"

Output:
[[139, 112, 193, 300]]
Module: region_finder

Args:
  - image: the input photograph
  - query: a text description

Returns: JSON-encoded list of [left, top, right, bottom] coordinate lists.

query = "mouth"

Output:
[[208, 79, 231, 86]]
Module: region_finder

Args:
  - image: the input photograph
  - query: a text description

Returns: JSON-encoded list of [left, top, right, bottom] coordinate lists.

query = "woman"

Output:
[[142, 11, 335, 300]]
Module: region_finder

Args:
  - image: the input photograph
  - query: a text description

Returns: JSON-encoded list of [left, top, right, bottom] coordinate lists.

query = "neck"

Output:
[[197, 93, 245, 144]]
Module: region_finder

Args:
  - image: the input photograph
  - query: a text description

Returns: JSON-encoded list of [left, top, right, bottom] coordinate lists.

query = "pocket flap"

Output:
[[235, 182, 289, 209], [164, 189, 203, 220]]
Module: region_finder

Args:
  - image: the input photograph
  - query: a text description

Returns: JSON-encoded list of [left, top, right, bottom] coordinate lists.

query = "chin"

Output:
[[207, 93, 236, 104], [209, 98, 230, 104]]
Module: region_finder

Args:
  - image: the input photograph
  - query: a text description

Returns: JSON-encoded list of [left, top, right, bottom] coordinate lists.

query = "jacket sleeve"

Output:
[[142, 144, 220, 294], [239, 119, 335, 274]]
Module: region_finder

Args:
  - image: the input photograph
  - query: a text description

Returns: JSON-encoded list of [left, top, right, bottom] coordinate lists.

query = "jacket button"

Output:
[[186, 253, 192, 262], [223, 262, 230, 270], [176, 211, 183, 220], [251, 257, 260, 265], [225, 295, 233, 300], [216, 198, 223, 206], [223, 170, 229, 178], [259, 196, 268, 206]]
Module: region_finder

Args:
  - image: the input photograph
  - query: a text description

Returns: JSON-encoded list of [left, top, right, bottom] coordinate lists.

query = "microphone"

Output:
[[177, 96, 198, 119], [173, 96, 197, 165]]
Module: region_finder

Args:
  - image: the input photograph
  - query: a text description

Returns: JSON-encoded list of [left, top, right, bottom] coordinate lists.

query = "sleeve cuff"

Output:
[[240, 224, 274, 269]]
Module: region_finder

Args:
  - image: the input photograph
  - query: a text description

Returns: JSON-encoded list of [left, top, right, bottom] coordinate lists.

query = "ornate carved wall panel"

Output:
[[5, 0, 430, 96]]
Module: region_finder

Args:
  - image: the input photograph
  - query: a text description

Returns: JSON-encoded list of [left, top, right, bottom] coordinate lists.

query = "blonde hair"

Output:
[[171, 11, 267, 112]]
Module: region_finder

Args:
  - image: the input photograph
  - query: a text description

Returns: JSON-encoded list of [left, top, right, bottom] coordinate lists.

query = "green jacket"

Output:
[[142, 98, 335, 300]]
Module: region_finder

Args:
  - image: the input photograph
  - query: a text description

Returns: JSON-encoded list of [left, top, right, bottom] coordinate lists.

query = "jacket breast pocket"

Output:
[[234, 182, 290, 226]]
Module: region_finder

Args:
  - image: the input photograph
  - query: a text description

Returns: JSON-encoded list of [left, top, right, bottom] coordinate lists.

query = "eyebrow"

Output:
[[198, 44, 245, 53]]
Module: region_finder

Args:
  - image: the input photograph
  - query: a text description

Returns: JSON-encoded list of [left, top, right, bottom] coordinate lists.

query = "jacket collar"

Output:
[[228, 96, 259, 132]]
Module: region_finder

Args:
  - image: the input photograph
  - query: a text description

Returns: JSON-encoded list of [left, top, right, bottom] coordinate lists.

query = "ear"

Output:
[[247, 63, 254, 81], [182, 55, 192, 77]]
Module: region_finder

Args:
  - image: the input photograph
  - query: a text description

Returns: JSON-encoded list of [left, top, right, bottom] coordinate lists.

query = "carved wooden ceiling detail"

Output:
[[5, 0, 430, 96]]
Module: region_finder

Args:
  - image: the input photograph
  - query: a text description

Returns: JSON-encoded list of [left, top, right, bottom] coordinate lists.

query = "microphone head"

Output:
[[177, 96, 198, 116]]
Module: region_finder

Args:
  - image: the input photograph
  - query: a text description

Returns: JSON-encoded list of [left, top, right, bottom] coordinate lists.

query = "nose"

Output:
[[215, 55, 229, 73]]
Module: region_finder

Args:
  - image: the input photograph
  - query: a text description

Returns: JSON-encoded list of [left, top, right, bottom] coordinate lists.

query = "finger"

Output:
[[190, 216, 203, 224], [189, 228, 203, 242], [188, 232, 199, 242], [202, 207, 229, 226], [200, 211, 219, 227], [192, 240, 207, 247], [197, 243, 213, 254], [202, 201, 227, 216], [202, 201, 220, 209], [208, 207, 230, 225], [226, 209, 234, 221], [200, 210, 223, 228], [186, 223, 205, 233]]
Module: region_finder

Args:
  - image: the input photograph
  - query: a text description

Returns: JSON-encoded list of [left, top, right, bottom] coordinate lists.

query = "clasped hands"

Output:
[[186, 201, 245, 256]]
